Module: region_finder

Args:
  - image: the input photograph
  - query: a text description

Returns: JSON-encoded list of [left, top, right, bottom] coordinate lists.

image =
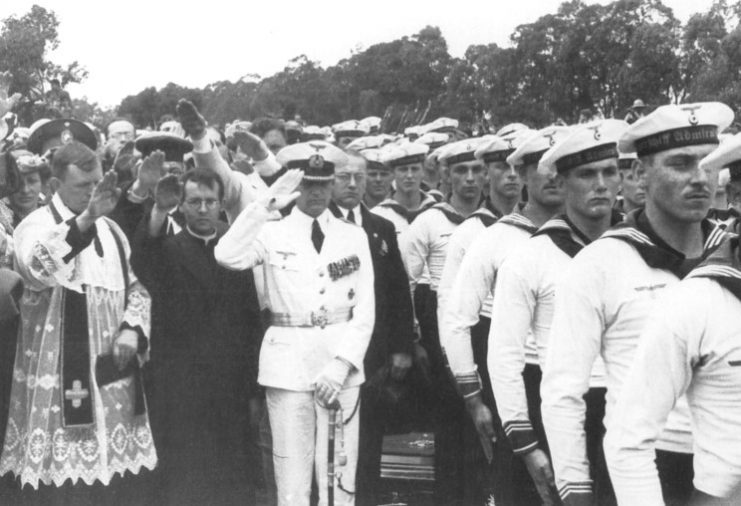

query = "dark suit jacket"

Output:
[[330, 202, 415, 376], [131, 219, 262, 394], [131, 217, 261, 505]]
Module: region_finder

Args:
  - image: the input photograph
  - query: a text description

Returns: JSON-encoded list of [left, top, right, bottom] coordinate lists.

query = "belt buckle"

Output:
[[311, 306, 329, 329]]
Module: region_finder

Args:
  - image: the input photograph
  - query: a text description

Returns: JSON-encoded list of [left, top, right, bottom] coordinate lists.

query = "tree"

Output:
[[118, 83, 203, 128], [0, 5, 87, 124]]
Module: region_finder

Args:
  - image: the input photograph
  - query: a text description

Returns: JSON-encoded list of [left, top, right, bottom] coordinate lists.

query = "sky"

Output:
[[0, 0, 714, 107]]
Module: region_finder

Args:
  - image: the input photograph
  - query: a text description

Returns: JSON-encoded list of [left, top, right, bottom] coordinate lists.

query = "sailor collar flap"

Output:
[[687, 235, 741, 302], [601, 209, 727, 279]]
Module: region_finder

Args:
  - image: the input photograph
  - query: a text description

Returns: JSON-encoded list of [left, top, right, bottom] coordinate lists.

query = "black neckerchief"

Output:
[[687, 235, 741, 302], [465, 197, 504, 227], [377, 192, 436, 224], [533, 215, 590, 258], [601, 208, 727, 279], [431, 201, 466, 225], [496, 211, 538, 235], [534, 211, 624, 258]]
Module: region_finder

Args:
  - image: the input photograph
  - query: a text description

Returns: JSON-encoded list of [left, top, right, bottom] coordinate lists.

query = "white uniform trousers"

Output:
[[266, 386, 360, 506]]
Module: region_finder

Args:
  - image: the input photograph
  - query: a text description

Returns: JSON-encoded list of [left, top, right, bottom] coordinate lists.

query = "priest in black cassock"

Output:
[[131, 166, 263, 505]]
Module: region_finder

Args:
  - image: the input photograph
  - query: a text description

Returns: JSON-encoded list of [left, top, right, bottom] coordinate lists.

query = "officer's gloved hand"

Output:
[[259, 169, 303, 212], [314, 358, 353, 408]]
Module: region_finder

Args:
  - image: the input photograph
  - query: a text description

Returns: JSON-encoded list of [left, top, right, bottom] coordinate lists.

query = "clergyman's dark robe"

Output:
[[131, 217, 262, 506]]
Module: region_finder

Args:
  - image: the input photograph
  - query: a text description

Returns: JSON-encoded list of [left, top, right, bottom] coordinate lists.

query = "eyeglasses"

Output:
[[184, 198, 220, 209], [335, 173, 366, 183]]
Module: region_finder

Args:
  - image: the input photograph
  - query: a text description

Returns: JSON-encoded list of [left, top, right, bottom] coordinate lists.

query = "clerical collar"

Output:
[[186, 225, 218, 246]]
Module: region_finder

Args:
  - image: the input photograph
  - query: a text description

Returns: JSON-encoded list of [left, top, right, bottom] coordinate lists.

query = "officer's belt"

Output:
[[270, 307, 353, 329]]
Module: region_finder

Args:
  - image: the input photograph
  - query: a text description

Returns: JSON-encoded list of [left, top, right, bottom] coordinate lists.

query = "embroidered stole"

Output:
[[48, 202, 143, 427]]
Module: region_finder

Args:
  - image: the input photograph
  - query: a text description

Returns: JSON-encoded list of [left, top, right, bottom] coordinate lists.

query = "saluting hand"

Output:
[[112, 141, 139, 180], [154, 174, 183, 211], [87, 171, 121, 219], [261, 169, 303, 212], [232, 129, 270, 162], [137, 150, 166, 192], [176, 99, 207, 140]]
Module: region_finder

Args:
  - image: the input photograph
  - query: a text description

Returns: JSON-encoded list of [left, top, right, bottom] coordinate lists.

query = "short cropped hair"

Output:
[[181, 168, 225, 202], [51, 141, 100, 179], [250, 117, 286, 139]]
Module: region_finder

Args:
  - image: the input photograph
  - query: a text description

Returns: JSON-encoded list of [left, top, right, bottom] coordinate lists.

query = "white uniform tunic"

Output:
[[605, 262, 741, 503], [489, 223, 605, 454], [437, 208, 499, 325], [372, 193, 437, 287], [214, 204, 375, 391], [541, 226, 721, 500], [371, 192, 438, 237], [441, 213, 540, 381], [399, 203, 463, 293]]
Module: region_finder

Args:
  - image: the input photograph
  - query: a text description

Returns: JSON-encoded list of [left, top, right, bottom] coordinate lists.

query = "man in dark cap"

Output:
[[26, 118, 98, 156], [108, 133, 194, 239]]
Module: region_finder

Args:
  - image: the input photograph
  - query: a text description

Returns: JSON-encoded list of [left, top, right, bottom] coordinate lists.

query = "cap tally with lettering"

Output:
[[506, 125, 572, 167], [475, 129, 536, 164], [381, 142, 430, 168], [539, 119, 628, 175], [618, 102, 734, 157]]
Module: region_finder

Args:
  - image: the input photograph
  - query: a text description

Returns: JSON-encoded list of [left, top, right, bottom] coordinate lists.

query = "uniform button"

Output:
[[319, 271, 325, 277], [319, 288, 326, 294]]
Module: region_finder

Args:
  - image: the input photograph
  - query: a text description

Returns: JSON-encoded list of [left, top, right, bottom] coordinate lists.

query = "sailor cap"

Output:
[[506, 125, 572, 167], [539, 119, 628, 175], [618, 102, 733, 157]]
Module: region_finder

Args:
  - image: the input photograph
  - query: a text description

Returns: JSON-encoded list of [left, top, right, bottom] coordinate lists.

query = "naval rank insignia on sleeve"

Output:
[[328, 255, 360, 281]]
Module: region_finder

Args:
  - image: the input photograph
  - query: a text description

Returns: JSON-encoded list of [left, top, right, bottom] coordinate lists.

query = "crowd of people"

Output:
[[0, 83, 740, 506]]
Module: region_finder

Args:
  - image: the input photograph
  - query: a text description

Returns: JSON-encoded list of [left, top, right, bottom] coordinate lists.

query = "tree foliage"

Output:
[[0, 5, 87, 98], [5, 2, 739, 133]]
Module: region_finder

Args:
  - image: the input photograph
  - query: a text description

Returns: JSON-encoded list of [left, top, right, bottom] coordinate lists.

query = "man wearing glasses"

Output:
[[328, 149, 415, 506], [131, 167, 263, 505]]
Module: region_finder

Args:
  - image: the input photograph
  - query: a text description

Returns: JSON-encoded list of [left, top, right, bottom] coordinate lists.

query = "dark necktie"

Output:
[[347, 209, 356, 224], [312, 219, 324, 253]]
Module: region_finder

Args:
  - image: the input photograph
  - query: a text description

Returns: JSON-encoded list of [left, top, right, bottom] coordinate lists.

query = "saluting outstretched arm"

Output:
[[214, 169, 303, 270]]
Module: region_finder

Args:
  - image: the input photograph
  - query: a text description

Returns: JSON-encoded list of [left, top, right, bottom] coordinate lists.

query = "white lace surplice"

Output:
[[0, 194, 156, 488]]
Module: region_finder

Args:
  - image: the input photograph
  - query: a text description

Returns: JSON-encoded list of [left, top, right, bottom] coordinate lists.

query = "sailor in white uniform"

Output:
[[605, 132, 741, 505], [489, 119, 626, 504], [541, 102, 734, 506], [440, 125, 569, 504]]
